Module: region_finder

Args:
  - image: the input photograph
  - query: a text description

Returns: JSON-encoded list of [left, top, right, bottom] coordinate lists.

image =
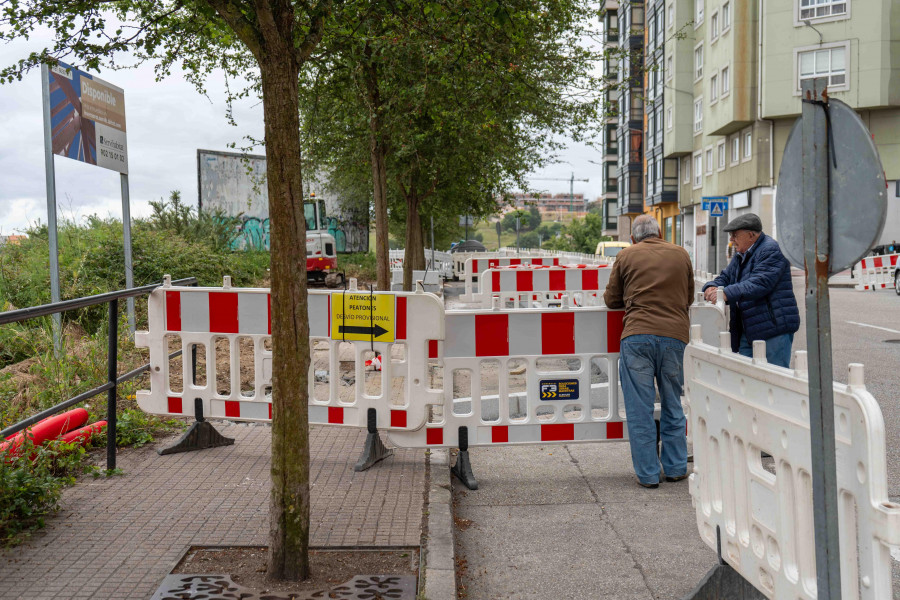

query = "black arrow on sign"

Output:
[[338, 324, 389, 338]]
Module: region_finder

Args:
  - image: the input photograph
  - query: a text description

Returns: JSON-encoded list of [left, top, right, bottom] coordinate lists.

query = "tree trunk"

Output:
[[364, 45, 390, 291], [402, 192, 426, 291], [259, 53, 311, 582]]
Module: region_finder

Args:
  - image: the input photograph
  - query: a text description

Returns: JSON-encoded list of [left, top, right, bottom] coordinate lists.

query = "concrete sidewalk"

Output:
[[0, 425, 427, 600], [451, 443, 718, 600]]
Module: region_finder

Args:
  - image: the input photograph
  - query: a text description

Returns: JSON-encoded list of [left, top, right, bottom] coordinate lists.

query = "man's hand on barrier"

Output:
[[704, 287, 727, 303]]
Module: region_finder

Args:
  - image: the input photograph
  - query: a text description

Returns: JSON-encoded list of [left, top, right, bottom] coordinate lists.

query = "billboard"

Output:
[[198, 149, 369, 253], [46, 62, 128, 174]]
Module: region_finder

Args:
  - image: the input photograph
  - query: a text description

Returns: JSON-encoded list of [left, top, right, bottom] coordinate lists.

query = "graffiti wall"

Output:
[[198, 149, 369, 253]]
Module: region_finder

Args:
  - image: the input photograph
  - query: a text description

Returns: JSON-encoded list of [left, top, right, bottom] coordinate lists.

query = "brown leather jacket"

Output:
[[602, 237, 694, 344]]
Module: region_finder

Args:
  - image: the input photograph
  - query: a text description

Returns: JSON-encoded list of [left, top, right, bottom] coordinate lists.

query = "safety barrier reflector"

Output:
[[684, 325, 900, 600], [135, 281, 444, 432], [387, 306, 629, 449]]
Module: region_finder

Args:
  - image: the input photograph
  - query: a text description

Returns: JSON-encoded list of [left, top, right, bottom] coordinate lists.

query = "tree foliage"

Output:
[[299, 0, 605, 288]]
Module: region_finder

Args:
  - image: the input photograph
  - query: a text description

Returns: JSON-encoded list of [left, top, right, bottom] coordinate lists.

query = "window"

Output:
[[666, 55, 673, 80], [798, 45, 847, 90], [705, 148, 713, 174], [683, 157, 691, 183], [743, 129, 753, 160], [675, 216, 683, 245], [665, 217, 674, 242], [694, 44, 704, 80], [731, 136, 740, 164], [800, 0, 847, 20], [666, 107, 673, 129], [695, 0, 704, 26], [667, 3, 674, 29], [717, 141, 726, 170], [722, 2, 731, 31], [721, 66, 730, 96], [693, 152, 702, 188], [694, 97, 703, 133], [710, 74, 718, 103], [710, 12, 719, 40]]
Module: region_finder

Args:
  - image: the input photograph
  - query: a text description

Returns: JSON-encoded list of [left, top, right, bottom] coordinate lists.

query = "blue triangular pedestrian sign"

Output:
[[710, 201, 725, 218]]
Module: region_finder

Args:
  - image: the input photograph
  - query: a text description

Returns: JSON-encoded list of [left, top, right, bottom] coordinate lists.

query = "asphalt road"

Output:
[[792, 279, 900, 500]]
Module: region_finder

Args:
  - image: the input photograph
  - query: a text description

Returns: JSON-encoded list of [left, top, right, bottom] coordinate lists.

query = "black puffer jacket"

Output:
[[702, 233, 800, 352]]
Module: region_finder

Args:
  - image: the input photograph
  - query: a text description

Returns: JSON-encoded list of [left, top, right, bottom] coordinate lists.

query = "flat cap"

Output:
[[723, 213, 762, 232]]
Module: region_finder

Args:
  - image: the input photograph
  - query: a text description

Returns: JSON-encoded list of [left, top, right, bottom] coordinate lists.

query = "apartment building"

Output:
[[614, 0, 645, 240], [600, 0, 621, 240], [664, 0, 900, 273], [644, 0, 682, 245]]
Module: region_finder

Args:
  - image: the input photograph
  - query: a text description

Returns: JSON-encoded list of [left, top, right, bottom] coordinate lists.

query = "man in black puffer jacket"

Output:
[[702, 213, 800, 368]]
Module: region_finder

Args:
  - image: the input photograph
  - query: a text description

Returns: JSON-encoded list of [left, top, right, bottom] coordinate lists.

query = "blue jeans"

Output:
[[619, 334, 688, 485], [738, 333, 794, 368]]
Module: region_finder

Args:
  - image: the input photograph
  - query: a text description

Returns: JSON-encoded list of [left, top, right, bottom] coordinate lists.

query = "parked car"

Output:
[[595, 240, 630, 258], [894, 262, 900, 296]]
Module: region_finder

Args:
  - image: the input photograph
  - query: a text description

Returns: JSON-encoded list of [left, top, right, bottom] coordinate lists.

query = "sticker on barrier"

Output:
[[684, 325, 900, 600], [135, 278, 444, 432]]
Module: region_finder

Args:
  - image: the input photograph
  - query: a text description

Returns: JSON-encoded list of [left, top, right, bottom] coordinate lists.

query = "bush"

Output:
[[0, 196, 270, 335], [338, 252, 377, 282], [0, 438, 93, 546]]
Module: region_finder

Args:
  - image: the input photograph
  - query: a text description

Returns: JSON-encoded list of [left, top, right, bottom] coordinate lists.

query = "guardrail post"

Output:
[[107, 299, 118, 471]]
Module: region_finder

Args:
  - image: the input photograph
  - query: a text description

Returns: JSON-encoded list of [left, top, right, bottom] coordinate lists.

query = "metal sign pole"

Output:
[[801, 77, 842, 600], [120, 173, 135, 336], [40, 64, 62, 355]]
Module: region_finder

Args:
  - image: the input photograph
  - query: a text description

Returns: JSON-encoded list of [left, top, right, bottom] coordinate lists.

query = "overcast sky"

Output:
[[0, 33, 604, 237]]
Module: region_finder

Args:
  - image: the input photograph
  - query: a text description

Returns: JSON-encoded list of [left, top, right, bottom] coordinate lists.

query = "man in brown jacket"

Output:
[[603, 214, 694, 488]]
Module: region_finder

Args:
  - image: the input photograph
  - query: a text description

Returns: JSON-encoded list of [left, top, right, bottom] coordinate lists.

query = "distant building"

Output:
[[0, 235, 26, 246], [505, 192, 589, 217]]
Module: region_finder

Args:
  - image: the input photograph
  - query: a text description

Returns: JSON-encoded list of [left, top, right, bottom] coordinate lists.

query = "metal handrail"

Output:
[[0, 277, 197, 469], [0, 277, 197, 325]]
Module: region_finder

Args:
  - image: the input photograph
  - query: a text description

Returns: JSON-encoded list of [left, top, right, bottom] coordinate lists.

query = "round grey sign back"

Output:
[[776, 98, 887, 275]]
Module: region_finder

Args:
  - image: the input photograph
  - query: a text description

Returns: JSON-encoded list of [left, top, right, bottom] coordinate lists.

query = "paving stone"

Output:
[[0, 425, 426, 600]]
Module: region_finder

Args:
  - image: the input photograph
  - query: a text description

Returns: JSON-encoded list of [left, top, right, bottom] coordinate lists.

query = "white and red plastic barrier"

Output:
[[462, 264, 612, 307], [387, 307, 628, 449], [460, 256, 560, 302], [136, 277, 726, 449], [685, 326, 900, 600], [855, 253, 898, 291], [135, 276, 444, 433]]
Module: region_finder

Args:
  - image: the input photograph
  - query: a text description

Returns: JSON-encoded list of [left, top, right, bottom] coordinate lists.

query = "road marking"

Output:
[[846, 321, 900, 335]]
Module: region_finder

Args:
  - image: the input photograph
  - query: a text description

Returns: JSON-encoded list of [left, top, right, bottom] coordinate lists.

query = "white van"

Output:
[[595, 241, 630, 258]]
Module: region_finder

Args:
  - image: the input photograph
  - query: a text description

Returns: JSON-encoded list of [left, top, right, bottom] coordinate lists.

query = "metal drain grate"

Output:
[[151, 574, 417, 600]]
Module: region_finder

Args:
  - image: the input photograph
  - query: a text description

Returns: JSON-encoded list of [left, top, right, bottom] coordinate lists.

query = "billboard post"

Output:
[[40, 64, 62, 354], [42, 61, 134, 335]]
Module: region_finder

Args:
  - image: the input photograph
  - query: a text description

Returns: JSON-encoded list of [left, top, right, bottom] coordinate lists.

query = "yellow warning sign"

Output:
[[331, 292, 395, 342]]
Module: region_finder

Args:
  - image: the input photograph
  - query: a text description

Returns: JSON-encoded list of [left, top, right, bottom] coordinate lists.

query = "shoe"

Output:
[[637, 480, 659, 489], [665, 474, 689, 482]]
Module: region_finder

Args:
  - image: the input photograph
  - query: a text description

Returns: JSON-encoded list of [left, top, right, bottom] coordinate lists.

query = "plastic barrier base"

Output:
[[451, 451, 478, 490], [450, 427, 478, 490], [353, 408, 394, 471], [682, 564, 767, 600], [157, 420, 235, 455], [157, 398, 235, 456]]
